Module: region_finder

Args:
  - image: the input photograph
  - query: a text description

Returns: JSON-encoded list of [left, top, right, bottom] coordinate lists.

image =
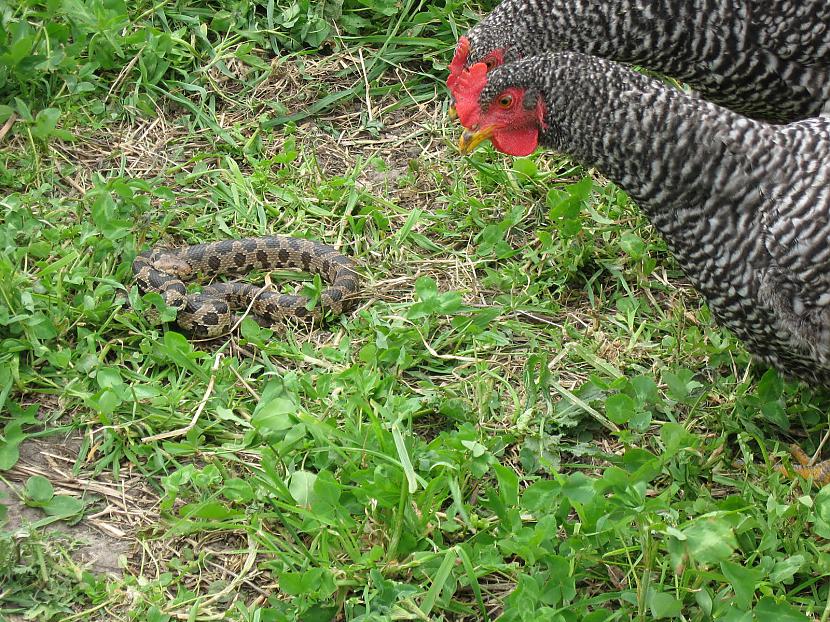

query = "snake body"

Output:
[[133, 236, 360, 337]]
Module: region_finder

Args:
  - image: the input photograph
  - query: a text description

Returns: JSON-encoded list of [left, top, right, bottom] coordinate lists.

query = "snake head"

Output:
[[152, 255, 194, 279]]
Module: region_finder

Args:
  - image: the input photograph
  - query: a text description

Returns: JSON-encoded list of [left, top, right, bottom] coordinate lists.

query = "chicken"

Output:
[[448, 0, 830, 124], [453, 52, 830, 476]]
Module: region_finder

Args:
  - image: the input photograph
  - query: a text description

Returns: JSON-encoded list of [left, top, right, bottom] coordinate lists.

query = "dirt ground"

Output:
[[2, 432, 148, 577]]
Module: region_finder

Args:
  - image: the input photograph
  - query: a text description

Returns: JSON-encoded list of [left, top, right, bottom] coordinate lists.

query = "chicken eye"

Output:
[[484, 57, 498, 70], [498, 94, 514, 108]]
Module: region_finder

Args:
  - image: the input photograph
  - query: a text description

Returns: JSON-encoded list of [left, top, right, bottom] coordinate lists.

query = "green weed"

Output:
[[1, 0, 829, 620]]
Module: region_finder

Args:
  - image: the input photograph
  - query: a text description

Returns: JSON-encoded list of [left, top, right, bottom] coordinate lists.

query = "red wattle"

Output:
[[492, 126, 539, 157]]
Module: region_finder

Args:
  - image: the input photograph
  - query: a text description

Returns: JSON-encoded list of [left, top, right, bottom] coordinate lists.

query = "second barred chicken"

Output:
[[448, 0, 830, 123]]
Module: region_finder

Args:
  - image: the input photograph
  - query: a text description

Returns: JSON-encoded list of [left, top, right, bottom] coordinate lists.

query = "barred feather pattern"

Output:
[[479, 52, 830, 383], [464, 0, 830, 123]]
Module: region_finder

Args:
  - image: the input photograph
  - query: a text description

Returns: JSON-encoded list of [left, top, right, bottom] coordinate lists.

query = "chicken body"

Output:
[[457, 0, 830, 123], [459, 52, 830, 383]]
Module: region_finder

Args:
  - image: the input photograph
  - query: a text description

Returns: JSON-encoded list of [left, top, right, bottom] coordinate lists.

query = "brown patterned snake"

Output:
[[133, 236, 360, 338]]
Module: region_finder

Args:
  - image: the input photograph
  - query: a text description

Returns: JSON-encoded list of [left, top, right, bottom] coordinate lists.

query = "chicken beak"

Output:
[[448, 106, 458, 121], [459, 126, 495, 154]]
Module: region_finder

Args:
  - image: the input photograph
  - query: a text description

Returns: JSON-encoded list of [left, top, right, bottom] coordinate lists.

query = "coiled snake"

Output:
[[133, 236, 360, 338]]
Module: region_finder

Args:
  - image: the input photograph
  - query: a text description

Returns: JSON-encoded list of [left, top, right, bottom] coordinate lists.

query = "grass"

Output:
[[2, 0, 830, 620]]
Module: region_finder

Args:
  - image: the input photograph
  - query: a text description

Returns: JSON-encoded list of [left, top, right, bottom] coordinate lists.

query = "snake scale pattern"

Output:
[[133, 236, 360, 338]]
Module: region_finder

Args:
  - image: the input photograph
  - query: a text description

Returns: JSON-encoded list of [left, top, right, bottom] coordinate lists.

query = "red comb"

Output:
[[447, 36, 471, 91], [454, 62, 489, 127]]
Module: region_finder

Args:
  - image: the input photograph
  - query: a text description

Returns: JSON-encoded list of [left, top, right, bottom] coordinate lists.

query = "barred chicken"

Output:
[[453, 52, 830, 476], [448, 0, 830, 123]]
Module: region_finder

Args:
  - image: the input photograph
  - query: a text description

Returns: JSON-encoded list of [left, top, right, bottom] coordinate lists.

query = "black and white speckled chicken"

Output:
[[454, 51, 830, 385], [454, 51, 830, 478], [448, 0, 830, 123]]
